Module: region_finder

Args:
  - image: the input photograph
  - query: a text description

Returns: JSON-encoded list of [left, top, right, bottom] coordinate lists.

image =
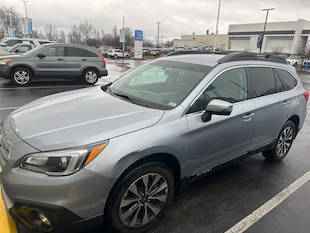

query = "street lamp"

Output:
[[156, 22, 163, 49], [259, 8, 275, 53], [213, 0, 221, 52]]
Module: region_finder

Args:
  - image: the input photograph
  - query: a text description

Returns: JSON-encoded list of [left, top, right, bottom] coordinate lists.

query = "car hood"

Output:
[[0, 51, 14, 56], [0, 54, 23, 59], [8, 87, 164, 151]]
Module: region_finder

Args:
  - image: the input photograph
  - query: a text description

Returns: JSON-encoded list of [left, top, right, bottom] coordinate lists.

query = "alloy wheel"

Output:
[[276, 126, 294, 157], [14, 70, 30, 85], [85, 71, 98, 84], [119, 173, 169, 228]]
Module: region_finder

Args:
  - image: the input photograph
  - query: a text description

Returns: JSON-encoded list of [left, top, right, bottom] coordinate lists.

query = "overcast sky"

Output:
[[1, 0, 309, 41]]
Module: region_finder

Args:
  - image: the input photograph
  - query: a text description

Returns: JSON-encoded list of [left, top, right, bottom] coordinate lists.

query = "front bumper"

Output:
[[2, 168, 115, 232], [0, 65, 10, 79]]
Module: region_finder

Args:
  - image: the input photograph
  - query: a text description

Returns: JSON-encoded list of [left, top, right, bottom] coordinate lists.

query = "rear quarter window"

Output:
[[66, 47, 98, 57], [276, 69, 297, 90]]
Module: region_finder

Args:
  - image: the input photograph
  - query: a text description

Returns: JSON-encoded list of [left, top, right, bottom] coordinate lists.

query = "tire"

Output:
[[126, 55, 130, 59], [82, 68, 99, 85], [262, 120, 296, 162], [11, 67, 32, 86], [105, 162, 175, 233], [114, 54, 118, 59]]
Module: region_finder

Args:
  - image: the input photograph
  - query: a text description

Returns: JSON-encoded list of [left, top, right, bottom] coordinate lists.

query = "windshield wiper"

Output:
[[110, 91, 152, 108]]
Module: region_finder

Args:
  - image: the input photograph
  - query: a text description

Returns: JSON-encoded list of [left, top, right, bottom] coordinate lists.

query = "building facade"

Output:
[[228, 19, 310, 55], [173, 34, 228, 51]]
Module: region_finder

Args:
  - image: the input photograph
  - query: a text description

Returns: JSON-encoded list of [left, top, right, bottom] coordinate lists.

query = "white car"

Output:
[[0, 37, 55, 50], [287, 55, 304, 66], [107, 49, 130, 59], [0, 43, 35, 56]]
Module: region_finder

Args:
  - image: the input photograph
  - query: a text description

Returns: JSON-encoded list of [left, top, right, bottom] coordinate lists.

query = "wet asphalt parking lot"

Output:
[[1, 60, 310, 233]]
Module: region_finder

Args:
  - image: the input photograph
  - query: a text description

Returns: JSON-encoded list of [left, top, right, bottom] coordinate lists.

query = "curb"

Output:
[[0, 188, 18, 233]]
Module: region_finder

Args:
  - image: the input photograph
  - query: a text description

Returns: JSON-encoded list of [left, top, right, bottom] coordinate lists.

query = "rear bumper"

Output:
[[99, 69, 108, 77]]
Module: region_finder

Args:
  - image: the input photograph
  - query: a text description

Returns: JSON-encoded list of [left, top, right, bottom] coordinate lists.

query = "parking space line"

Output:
[[225, 170, 310, 233], [0, 107, 19, 111], [0, 85, 87, 90]]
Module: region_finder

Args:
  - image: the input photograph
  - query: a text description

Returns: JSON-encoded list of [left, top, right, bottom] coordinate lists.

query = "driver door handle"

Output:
[[243, 112, 255, 121], [57, 58, 64, 61]]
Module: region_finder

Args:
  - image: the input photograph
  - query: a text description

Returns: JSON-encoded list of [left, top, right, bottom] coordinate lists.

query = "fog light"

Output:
[[39, 213, 52, 227]]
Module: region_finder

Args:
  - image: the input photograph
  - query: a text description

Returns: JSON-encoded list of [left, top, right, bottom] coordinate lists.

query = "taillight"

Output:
[[304, 91, 309, 102], [97, 49, 106, 65]]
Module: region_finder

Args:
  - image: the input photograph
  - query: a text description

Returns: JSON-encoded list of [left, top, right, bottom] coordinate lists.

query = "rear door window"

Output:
[[66, 47, 98, 57], [41, 46, 65, 57], [248, 67, 277, 98], [276, 69, 297, 90]]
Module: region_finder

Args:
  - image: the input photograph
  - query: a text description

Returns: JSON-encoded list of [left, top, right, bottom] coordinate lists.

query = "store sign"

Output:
[[135, 30, 143, 41], [134, 30, 143, 59]]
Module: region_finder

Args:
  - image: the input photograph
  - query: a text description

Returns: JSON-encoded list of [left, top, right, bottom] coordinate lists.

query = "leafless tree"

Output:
[[59, 30, 66, 43], [44, 24, 59, 41], [0, 5, 21, 39]]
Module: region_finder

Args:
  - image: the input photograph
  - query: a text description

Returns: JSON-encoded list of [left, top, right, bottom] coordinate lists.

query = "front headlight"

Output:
[[0, 59, 10, 65], [20, 141, 108, 176]]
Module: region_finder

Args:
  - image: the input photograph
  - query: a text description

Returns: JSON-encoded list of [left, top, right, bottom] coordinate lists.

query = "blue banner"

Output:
[[135, 30, 143, 41]]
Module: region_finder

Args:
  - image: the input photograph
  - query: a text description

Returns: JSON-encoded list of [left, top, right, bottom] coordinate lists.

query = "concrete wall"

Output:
[[228, 19, 310, 55]]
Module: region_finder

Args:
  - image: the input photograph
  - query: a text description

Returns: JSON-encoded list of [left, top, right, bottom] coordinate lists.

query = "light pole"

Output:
[[156, 22, 162, 49], [22, 0, 29, 18], [260, 8, 275, 53], [213, 0, 221, 52]]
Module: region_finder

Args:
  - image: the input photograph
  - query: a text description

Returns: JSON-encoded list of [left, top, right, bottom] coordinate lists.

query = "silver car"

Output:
[[0, 43, 108, 86], [0, 53, 308, 233]]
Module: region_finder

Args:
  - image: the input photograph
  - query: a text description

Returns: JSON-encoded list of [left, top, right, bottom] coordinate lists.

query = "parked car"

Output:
[[0, 52, 307, 233], [108, 49, 130, 59], [287, 55, 304, 66], [0, 43, 35, 56], [0, 37, 55, 50], [0, 43, 108, 86], [302, 58, 309, 67]]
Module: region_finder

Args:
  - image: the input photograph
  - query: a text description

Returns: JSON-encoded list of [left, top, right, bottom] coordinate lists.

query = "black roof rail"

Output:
[[217, 52, 287, 64]]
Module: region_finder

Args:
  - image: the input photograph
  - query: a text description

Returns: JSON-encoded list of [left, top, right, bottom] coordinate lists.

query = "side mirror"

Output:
[[14, 49, 20, 53], [201, 99, 233, 122], [37, 54, 46, 59]]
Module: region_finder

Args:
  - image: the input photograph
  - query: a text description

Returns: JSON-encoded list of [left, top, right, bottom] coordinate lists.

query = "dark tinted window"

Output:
[[40, 46, 65, 56], [188, 68, 248, 113], [273, 69, 286, 92], [276, 69, 297, 90], [248, 67, 276, 97], [66, 47, 98, 57]]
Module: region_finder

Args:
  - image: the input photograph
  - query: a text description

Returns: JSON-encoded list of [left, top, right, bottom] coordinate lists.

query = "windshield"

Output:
[[288, 55, 301, 59], [110, 60, 212, 110], [7, 44, 19, 52], [23, 46, 43, 56]]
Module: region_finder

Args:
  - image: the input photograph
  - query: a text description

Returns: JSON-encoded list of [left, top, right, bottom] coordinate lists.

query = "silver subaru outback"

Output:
[[0, 52, 308, 233]]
